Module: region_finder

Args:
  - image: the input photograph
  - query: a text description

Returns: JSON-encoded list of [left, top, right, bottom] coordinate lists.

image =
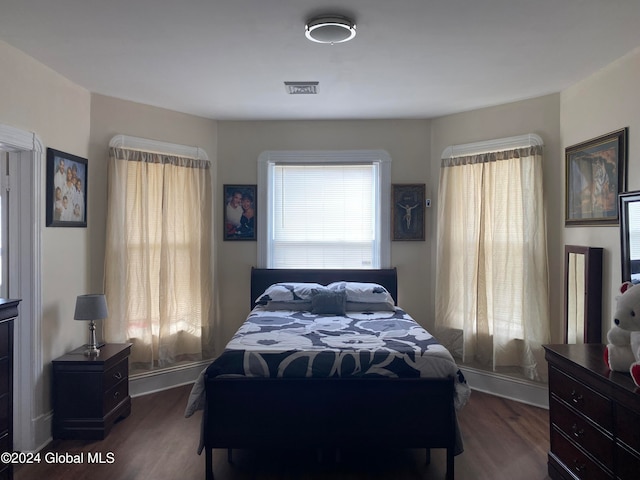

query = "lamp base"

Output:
[[83, 345, 100, 357], [84, 320, 102, 356]]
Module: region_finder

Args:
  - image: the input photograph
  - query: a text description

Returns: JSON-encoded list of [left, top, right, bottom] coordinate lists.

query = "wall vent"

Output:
[[284, 81, 319, 94]]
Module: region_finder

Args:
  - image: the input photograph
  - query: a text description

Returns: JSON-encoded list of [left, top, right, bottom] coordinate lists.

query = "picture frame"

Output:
[[565, 128, 627, 226], [223, 184, 257, 241], [392, 184, 425, 241], [46, 148, 88, 227]]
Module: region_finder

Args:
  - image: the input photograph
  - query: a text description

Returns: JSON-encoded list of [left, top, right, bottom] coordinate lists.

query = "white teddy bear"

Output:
[[605, 282, 640, 388]]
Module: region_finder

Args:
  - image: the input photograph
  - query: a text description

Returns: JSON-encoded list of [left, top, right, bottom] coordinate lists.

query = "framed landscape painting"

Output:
[[46, 148, 88, 227], [565, 128, 627, 226]]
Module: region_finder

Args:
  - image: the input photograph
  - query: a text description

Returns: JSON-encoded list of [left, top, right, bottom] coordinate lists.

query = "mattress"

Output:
[[185, 305, 470, 417]]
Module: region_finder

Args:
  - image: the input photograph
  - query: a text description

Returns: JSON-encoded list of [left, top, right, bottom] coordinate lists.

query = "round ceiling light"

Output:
[[305, 15, 356, 44]]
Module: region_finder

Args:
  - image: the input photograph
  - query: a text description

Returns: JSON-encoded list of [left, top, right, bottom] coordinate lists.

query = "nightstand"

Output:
[[52, 343, 132, 440]]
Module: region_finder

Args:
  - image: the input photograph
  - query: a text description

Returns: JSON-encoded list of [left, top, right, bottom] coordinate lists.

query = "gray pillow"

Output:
[[311, 289, 346, 315]]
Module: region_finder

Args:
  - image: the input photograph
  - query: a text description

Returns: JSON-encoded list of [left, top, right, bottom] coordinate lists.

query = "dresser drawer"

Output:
[[0, 431, 9, 453], [616, 403, 640, 453], [0, 322, 9, 359], [550, 396, 613, 466], [0, 394, 7, 435], [0, 359, 8, 397], [617, 442, 640, 480], [551, 427, 613, 480], [104, 359, 128, 392], [549, 366, 613, 432]]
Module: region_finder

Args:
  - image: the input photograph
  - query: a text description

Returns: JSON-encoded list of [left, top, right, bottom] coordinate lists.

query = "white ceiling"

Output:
[[1, 0, 640, 121]]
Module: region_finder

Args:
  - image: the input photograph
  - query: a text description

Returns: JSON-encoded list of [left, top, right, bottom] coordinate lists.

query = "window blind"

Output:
[[270, 163, 378, 268]]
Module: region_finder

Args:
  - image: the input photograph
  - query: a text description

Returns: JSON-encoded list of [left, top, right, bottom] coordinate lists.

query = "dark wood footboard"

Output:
[[203, 376, 457, 480]]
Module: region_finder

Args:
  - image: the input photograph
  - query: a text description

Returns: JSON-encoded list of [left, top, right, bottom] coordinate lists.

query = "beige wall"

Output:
[[0, 40, 91, 419], [429, 94, 563, 340], [216, 120, 431, 342], [88, 94, 218, 292], [561, 46, 640, 339], [2, 33, 640, 440]]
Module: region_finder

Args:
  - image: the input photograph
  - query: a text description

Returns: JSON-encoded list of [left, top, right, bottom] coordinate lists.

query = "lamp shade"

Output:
[[74, 294, 109, 321]]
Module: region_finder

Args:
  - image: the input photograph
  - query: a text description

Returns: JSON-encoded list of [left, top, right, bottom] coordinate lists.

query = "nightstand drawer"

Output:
[[549, 366, 612, 432], [104, 359, 128, 392], [104, 379, 128, 415], [550, 396, 613, 465], [551, 427, 613, 480]]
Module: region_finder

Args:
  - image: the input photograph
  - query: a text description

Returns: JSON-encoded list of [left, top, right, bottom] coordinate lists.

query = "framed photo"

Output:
[[46, 148, 88, 227], [565, 128, 627, 226], [224, 184, 256, 241], [392, 184, 425, 241]]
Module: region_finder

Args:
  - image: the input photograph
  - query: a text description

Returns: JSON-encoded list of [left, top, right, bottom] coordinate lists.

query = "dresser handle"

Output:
[[571, 424, 584, 438], [113, 391, 120, 399], [113, 372, 123, 380], [572, 459, 586, 473], [570, 389, 583, 405]]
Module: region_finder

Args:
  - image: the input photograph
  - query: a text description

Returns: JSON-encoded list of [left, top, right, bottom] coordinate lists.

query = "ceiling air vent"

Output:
[[284, 81, 319, 95]]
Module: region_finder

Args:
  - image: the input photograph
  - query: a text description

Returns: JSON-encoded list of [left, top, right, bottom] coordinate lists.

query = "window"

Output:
[[258, 150, 391, 269], [104, 136, 213, 370], [435, 134, 550, 381]]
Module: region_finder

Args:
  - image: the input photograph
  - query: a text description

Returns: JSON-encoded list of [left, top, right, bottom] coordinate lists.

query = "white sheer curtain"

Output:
[[104, 147, 213, 369], [435, 145, 550, 381]]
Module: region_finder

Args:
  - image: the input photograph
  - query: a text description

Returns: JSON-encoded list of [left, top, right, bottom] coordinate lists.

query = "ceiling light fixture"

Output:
[[305, 15, 356, 44]]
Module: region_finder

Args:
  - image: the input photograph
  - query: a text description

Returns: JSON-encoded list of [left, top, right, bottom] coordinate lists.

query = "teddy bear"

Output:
[[605, 281, 640, 388]]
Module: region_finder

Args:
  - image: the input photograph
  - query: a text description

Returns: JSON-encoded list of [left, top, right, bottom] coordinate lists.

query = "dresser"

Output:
[[0, 299, 20, 480], [544, 344, 640, 480], [52, 343, 132, 440]]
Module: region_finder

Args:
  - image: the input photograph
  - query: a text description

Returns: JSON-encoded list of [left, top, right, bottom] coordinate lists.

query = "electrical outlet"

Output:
[[425, 199, 431, 208]]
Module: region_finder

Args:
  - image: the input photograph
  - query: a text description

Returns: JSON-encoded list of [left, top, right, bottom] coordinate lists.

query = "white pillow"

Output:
[[328, 282, 395, 305], [255, 282, 328, 304]]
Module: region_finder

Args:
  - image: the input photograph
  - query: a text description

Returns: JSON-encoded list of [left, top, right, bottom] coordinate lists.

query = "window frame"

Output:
[[257, 150, 391, 268]]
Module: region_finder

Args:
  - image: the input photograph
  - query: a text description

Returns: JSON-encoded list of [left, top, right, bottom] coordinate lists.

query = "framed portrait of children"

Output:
[[223, 184, 256, 240], [46, 148, 88, 227]]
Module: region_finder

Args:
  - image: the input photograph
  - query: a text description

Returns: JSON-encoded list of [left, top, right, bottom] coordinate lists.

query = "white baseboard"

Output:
[[460, 365, 549, 409], [129, 359, 210, 397]]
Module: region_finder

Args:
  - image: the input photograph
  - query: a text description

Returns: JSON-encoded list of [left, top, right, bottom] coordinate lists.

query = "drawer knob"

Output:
[[572, 459, 586, 473], [570, 389, 583, 405], [113, 371, 123, 380], [571, 424, 585, 438]]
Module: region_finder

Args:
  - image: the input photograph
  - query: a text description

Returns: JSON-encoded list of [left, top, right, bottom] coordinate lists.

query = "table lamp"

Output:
[[74, 294, 108, 356]]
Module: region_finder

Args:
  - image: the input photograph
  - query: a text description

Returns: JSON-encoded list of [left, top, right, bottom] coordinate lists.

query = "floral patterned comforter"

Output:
[[186, 306, 470, 417]]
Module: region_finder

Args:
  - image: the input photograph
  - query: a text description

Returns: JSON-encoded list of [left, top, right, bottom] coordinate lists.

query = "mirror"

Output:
[[620, 191, 640, 284], [564, 245, 603, 344]]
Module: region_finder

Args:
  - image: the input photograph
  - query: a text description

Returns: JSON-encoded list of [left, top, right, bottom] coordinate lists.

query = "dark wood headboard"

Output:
[[250, 267, 398, 309]]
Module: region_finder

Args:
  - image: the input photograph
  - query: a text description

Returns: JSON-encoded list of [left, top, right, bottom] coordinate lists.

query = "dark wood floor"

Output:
[[15, 384, 550, 480]]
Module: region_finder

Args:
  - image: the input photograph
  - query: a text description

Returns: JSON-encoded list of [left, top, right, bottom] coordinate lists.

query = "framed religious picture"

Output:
[[46, 148, 88, 227], [392, 184, 425, 241], [565, 128, 627, 226], [223, 184, 257, 240]]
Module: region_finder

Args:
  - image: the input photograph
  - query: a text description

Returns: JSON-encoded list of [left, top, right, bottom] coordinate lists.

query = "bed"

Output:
[[187, 267, 469, 480]]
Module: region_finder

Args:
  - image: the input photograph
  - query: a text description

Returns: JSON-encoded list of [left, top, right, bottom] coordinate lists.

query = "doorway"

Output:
[[0, 123, 43, 452]]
